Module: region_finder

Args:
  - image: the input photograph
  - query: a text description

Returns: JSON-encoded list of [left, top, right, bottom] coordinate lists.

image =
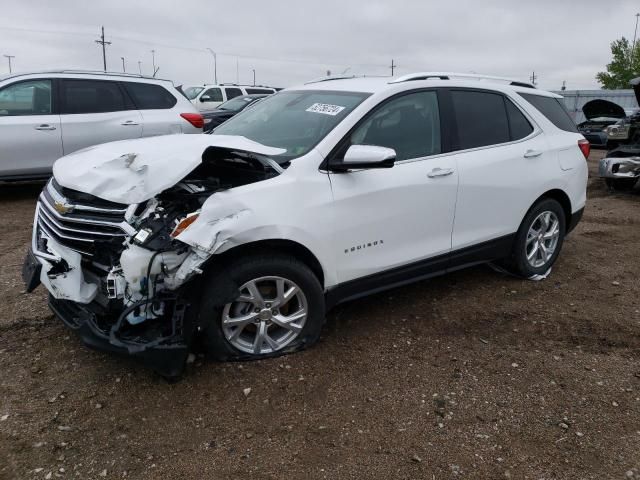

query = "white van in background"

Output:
[[182, 83, 279, 111], [0, 70, 203, 180]]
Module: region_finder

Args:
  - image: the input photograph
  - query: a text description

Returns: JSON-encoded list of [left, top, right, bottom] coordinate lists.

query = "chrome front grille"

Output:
[[35, 180, 132, 257]]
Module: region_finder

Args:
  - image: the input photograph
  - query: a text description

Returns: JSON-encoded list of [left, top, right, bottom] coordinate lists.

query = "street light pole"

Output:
[[151, 50, 156, 73], [3, 54, 15, 74], [632, 13, 640, 66], [206, 48, 217, 84], [138, 61, 142, 75], [121, 57, 126, 73], [252, 69, 256, 86]]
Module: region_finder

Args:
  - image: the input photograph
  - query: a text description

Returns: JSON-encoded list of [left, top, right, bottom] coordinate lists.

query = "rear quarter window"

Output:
[[123, 82, 177, 110], [518, 93, 577, 133]]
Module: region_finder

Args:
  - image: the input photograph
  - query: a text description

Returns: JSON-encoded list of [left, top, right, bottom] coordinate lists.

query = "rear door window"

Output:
[[505, 98, 534, 140], [224, 87, 243, 99], [61, 79, 127, 114], [0, 79, 52, 116], [245, 88, 274, 95], [201, 87, 222, 103], [519, 93, 577, 133], [123, 82, 177, 109], [450, 90, 510, 150]]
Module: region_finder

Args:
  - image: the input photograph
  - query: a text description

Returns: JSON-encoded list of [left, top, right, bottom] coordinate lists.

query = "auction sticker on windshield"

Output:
[[306, 103, 346, 116]]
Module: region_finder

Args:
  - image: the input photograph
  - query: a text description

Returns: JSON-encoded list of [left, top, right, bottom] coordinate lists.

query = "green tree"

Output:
[[596, 37, 640, 89]]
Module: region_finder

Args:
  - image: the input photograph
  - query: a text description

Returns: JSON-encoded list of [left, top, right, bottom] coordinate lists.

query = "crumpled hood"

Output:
[[53, 134, 285, 204]]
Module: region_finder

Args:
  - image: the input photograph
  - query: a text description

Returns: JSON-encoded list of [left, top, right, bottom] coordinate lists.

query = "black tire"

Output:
[[605, 178, 638, 191], [506, 198, 566, 278], [199, 254, 325, 361]]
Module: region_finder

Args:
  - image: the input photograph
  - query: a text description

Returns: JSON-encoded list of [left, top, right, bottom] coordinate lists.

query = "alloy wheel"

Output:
[[221, 276, 308, 355], [525, 211, 560, 268]]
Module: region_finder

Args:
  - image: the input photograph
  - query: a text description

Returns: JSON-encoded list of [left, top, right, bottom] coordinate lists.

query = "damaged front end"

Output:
[[24, 141, 284, 376], [598, 153, 640, 180]]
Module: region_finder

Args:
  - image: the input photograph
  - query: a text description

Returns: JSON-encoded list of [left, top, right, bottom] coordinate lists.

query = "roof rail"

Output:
[[305, 75, 358, 85], [0, 69, 173, 83], [389, 72, 535, 89]]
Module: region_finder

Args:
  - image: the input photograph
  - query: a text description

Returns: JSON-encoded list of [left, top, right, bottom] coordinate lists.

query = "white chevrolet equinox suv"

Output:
[[24, 72, 588, 377], [0, 70, 203, 180]]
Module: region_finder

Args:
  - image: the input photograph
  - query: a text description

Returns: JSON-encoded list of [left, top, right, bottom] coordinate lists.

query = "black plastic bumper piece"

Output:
[[567, 207, 584, 234], [22, 248, 42, 293], [48, 296, 189, 378]]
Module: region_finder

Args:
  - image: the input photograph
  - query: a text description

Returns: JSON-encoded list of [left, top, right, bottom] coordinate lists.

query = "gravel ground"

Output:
[[1, 150, 639, 480]]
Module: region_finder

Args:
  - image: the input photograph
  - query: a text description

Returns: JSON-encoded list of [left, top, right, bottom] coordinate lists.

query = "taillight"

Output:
[[578, 138, 590, 159], [180, 113, 204, 129]]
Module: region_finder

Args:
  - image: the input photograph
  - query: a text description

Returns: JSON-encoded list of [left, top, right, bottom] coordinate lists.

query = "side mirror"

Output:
[[329, 145, 396, 172], [200, 95, 212, 102]]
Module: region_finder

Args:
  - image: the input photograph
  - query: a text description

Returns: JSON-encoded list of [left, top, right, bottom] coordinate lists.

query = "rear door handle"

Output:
[[35, 124, 56, 131], [121, 120, 139, 126], [427, 167, 454, 178], [524, 149, 543, 158]]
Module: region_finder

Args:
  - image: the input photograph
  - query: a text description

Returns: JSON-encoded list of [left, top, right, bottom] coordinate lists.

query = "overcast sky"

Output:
[[0, 0, 638, 91]]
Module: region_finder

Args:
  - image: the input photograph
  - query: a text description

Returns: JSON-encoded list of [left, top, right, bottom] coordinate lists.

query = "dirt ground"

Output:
[[1, 150, 639, 480]]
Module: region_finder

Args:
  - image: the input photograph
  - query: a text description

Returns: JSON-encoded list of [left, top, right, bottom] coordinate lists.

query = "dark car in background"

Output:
[[577, 99, 626, 148], [202, 94, 267, 132]]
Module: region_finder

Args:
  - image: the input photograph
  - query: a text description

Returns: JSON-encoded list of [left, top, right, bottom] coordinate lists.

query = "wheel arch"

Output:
[[531, 189, 573, 229], [207, 239, 326, 288]]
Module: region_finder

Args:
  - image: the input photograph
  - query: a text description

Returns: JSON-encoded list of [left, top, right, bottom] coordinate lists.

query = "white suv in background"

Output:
[[0, 71, 203, 180], [182, 83, 278, 111], [24, 72, 588, 377]]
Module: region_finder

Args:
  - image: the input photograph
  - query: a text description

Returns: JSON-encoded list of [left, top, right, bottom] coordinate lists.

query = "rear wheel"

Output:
[[506, 198, 566, 278], [199, 254, 325, 361]]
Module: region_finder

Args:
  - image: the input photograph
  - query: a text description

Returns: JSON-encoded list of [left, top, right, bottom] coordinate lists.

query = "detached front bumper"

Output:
[[48, 295, 189, 377], [598, 156, 640, 179]]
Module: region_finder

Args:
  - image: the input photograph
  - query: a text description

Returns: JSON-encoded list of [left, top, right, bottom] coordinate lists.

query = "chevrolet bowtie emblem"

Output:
[[53, 200, 73, 214]]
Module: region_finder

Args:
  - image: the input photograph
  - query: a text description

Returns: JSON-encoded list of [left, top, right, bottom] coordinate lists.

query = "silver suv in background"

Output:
[[0, 71, 204, 180]]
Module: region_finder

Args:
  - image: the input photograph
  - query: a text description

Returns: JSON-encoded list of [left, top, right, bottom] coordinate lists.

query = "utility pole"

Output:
[[94, 26, 111, 72], [138, 61, 142, 75], [389, 59, 396, 76], [121, 57, 126, 73], [3, 54, 15, 74], [236, 58, 239, 84], [206, 48, 217, 84], [252, 69, 256, 86], [530, 71, 537, 85], [151, 50, 156, 74]]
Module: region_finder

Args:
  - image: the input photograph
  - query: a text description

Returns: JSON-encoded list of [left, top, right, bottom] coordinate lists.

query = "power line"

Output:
[[94, 26, 111, 72]]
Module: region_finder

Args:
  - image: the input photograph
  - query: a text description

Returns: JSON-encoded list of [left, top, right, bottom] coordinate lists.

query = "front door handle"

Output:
[[35, 124, 56, 131], [427, 167, 454, 178], [524, 149, 543, 158], [121, 120, 139, 126]]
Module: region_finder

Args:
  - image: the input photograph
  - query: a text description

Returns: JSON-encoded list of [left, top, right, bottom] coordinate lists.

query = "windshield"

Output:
[[213, 90, 370, 160], [218, 96, 257, 112], [183, 86, 204, 100]]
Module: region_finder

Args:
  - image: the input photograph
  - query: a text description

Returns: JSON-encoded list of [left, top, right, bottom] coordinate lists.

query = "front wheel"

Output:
[[199, 254, 325, 361], [506, 198, 566, 278]]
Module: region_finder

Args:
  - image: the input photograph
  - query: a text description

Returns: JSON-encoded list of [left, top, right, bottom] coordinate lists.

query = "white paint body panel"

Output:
[[0, 113, 63, 176], [328, 156, 458, 283]]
